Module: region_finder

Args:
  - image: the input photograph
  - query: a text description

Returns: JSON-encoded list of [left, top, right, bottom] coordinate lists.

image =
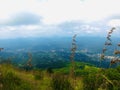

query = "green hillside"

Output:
[[0, 62, 120, 90]]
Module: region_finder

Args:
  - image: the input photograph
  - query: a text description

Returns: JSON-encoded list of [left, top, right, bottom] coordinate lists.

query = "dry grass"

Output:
[[100, 27, 115, 60], [100, 27, 120, 66], [70, 34, 77, 78]]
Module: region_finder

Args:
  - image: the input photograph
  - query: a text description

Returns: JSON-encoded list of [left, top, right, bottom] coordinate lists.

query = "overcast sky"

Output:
[[0, 0, 120, 39]]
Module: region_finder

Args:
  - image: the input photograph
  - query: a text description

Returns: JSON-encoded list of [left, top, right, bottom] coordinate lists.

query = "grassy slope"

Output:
[[0, 62, 88, 90], [0, 64, 52, 90], [0, 62, 120, 90]]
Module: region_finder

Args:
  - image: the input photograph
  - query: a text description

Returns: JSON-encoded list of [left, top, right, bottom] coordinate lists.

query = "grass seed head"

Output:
[[114, 50, 120, 55]]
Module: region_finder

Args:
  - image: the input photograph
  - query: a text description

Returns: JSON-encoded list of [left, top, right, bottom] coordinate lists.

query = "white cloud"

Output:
[[108, 19, 120, 27], [36, 0, 120, 24], [0, 0, 120, 38], [0, 0, 120, 24], [0, 24, 63, 38], [75, 24, 101, 34]]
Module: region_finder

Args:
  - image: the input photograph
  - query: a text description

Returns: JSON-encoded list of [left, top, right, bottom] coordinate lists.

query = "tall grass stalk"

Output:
[[70, 34, 77, 78]]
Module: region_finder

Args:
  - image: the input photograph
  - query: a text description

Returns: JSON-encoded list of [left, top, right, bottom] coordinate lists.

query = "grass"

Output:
[[0, 64, 52, 90], [0, 62, 85, 90], [0, 61, 120, 90]]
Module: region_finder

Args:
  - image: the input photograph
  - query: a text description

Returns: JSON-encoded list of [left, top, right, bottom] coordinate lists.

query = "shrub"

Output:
[[51, 74, 73, 90], [83, 72, 106, 90], [1, 71, 31, 90], [34, 71, 43, 80]]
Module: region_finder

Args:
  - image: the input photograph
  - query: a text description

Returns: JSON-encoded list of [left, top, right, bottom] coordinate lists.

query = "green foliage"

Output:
[[46, 67, 54, 74], [104, 68, 120, 90], [116, 65, 120, 73], [83, 73, 98, 90], [22, 65, 33, 71], [105, 68, 120, 80], [34, 71, 44, 80], [51, 74, 73, 90], [0, 71, 31, 90], [83, 66, 120, 90], [75, 69, 88, 76], [0, 62, 120, 90]]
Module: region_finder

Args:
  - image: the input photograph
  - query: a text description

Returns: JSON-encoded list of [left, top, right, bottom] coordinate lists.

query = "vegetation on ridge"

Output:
[[0, 28, 120, 90]]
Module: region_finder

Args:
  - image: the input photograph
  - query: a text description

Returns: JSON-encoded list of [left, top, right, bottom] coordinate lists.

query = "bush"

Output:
[[51, 74, 73, 90], [105, 68, 120, 80], [46, 67, 54, 74], [1, 71, 31, 90], [34, 71, 43, 80], [83, 73, 104, 90]]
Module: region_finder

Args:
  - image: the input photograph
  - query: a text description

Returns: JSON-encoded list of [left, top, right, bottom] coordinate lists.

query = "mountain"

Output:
[[0, 36, 120, 68]]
